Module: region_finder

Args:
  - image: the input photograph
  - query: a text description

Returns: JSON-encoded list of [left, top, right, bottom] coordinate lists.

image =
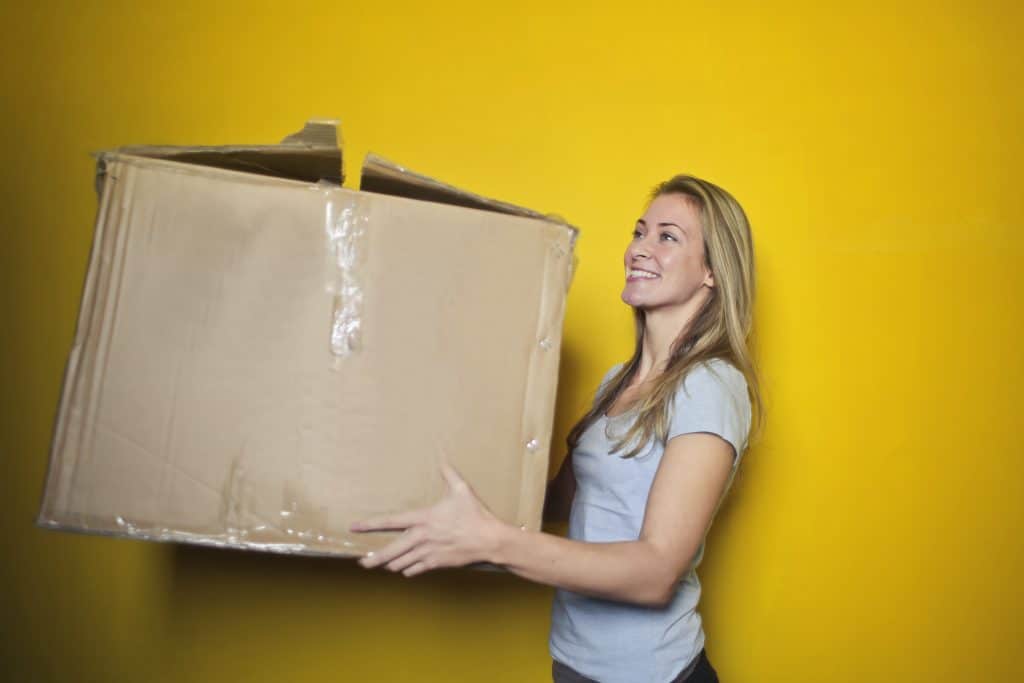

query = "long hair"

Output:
[[566, 174, 764, 458]]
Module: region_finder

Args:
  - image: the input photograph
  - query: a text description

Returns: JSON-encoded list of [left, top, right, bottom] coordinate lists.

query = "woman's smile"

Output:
[[626, 267, 661, 281]]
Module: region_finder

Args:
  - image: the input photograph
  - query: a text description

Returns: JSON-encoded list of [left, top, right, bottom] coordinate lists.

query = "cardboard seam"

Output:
[[516, 225, 561, 530], [64, 161, 130, 519], [525, 226, 574, 531], [70, 161, 137, 519]]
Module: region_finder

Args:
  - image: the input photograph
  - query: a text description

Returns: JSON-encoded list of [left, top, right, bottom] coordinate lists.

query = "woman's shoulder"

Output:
[[675, 358, 749, 406], [689, 357, 746, 384], [670, 358, 753, 455]]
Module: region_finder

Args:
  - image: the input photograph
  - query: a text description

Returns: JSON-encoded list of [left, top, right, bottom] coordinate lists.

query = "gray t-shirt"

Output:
[[549, 358, 752, 683]]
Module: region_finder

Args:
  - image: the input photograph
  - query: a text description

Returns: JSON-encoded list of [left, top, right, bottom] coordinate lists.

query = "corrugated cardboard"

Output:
[[37, 120, 577, 558]]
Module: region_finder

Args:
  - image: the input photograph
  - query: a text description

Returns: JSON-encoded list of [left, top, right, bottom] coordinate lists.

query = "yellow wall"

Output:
[[2, 1, 1021, 680]]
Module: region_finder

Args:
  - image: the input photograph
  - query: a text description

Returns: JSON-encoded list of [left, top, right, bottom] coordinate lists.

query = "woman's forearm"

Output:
[[487, 522, 675, 607]]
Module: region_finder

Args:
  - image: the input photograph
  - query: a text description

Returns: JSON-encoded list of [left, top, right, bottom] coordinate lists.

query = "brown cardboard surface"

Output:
[[38, 123, 575, 558]]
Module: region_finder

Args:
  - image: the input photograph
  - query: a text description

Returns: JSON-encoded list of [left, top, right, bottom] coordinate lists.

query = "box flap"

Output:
[[361, 153, 575, 233], [100, 119, 344, 186]]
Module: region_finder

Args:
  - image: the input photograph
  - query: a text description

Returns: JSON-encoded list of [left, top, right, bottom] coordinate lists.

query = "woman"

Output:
[[351, 174, 763, 683]]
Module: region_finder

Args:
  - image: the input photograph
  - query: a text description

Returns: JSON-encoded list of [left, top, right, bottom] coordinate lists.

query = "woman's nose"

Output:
[[628, 239, 651, 260]]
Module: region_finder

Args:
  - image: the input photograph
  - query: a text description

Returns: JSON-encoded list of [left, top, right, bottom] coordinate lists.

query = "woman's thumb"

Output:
[[440, 461, 467, 491]]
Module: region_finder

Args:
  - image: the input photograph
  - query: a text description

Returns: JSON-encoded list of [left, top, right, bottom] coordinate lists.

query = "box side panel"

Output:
[[39, 160, 345, 551], [38, 164, 571, 558], [345, 196, 567, 534]]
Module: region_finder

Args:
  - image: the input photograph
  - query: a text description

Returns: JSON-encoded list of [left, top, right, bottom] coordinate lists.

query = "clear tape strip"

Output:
[[37, 517, 366, 558], [320, 184, 371, 357]]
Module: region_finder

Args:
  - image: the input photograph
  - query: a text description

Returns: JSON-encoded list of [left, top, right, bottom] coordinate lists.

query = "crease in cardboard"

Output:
[[214, 448, 357, 552], [279, 479, 329, 543], [221, 454, 250, 541], [70, 164, 138, 520], [219, 451, 278, 543]]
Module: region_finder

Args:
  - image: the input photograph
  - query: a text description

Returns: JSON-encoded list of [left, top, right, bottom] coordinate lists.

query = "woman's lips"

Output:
[[626, 268, 660, 282]]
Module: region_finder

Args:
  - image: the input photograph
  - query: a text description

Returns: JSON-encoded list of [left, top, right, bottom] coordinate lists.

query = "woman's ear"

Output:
[[703, 267, 715, 289]]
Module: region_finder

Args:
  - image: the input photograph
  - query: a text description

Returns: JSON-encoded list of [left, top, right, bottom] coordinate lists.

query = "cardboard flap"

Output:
[[280, 120, 340, 148], [360, 152, 551, 221], [105, 119, 344, 185]]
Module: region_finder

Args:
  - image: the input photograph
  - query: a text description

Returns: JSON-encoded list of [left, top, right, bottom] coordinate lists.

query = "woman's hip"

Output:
[[551, 648, 719, 683]]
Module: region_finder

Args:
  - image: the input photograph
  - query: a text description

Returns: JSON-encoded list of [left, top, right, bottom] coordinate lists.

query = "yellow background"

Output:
[[2, 1, 1021, 681]]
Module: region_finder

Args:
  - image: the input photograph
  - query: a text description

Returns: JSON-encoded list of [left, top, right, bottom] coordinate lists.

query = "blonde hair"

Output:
[[566, 174, 764, 458]]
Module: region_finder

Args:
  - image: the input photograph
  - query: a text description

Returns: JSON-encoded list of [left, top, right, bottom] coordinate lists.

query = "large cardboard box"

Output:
[[38, 120, 577, 558]]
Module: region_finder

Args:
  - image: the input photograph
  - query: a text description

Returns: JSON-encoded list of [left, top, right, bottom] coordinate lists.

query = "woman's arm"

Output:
[[351, 431, 735, 608]]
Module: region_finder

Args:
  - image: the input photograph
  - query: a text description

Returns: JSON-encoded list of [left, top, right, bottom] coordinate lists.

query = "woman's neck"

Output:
[[635, 295, 708, 381]]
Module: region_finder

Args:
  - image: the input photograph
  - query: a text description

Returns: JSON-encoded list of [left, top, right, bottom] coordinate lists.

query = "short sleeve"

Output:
[[667, 360, 752, 465]]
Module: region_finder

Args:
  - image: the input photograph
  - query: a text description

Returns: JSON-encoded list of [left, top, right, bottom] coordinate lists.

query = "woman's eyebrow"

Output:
[[636, 219, 686, 234]]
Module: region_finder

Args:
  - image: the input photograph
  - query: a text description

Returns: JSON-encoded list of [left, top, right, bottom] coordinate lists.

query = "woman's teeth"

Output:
[[628, 269, 659, 279]]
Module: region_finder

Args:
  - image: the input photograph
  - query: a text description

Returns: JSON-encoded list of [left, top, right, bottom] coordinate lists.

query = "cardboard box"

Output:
[[37, 120, 577, 558]]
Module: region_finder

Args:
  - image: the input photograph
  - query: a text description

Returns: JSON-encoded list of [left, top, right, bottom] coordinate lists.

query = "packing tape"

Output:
[[320, 185, 371, 357]]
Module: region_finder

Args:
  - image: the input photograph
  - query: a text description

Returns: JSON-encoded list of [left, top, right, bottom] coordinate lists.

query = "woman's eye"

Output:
[[661, 232, 677, 242], [632, 229, 642, 239]]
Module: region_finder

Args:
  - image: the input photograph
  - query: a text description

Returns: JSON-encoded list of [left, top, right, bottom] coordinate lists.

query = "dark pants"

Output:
[[551, 648, 719, 683]]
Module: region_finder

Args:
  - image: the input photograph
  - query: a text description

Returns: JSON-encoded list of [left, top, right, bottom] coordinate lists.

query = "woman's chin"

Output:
[[621, 290, 645, 307]]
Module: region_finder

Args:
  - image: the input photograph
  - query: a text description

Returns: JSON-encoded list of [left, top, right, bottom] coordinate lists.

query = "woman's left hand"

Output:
[[349, 462, 507, 577]]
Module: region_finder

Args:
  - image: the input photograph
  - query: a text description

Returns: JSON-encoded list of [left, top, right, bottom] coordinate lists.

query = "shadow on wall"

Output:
[[168, 541, 542, 611]]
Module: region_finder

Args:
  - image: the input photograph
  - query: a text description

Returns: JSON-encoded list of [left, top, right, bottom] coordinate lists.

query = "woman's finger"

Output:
[[359, 528, 423, 569], [403, 559, 436, 577], [386, 544, 431, 573], [440, 461, 468, 492]]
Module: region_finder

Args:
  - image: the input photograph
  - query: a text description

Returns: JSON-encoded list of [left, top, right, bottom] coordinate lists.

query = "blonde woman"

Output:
[[352, 175, 762, 683]]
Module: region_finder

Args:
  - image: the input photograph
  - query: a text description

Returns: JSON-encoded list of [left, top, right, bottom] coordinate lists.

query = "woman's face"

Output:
[[621, 193, 714, 310]]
